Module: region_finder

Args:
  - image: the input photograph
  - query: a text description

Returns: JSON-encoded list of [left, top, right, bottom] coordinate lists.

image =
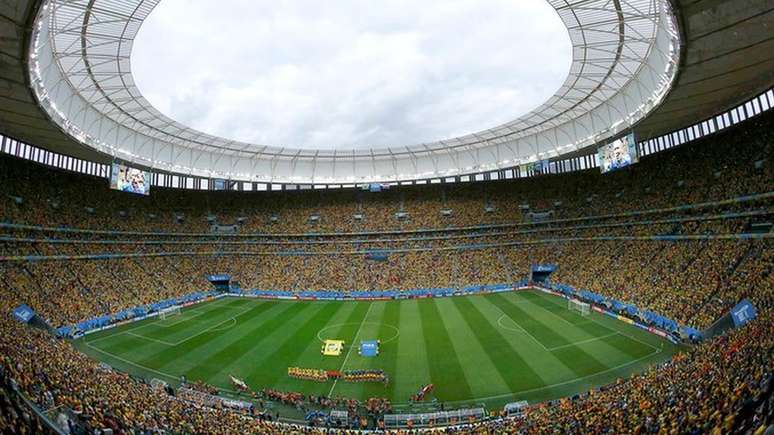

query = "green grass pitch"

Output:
[[76, 289, 680, 412]]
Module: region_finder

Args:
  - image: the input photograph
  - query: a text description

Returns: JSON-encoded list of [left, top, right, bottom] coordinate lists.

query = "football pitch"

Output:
[[76, 289, 680, 411]]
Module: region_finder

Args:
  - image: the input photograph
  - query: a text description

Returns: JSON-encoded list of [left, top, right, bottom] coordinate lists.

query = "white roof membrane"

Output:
[[29, 0, 680, 183]]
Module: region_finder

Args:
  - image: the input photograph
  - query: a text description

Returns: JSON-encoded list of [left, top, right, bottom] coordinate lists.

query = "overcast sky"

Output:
[[132, 0, 571, 150]]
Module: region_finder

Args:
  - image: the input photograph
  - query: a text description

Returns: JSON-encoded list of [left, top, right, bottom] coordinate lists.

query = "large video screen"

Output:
[[213, 179, 227, 190], [110, 163, 150, 195], [598, 132, 638, 174], [520, 159, 550, 176]]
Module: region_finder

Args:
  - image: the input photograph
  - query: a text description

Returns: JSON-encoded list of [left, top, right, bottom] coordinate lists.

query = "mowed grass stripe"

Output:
[[90, 334, 167, 360], [522, 291, 613, 337], [393, 301, 432, 401], [488, 293, 570, 348], [488, 293, 610, 378], [327, 302, 388, 400], [183, 302, 313, 382], [244, 302, 348, 388], [450, 296, 546, 393], [138, 299, 278, 369], [274, 302, 368, 396], [526, 291, 662, 360], [93, 298, 249, 355], [434, 297, 512, 400], [418, 298, 473, 401], [156, 302, 298, 376], [516, 295, 599, 344], [363, 300, 401, 400], [142, 298, 250, 341], [598, 333, 659, 359], [475, 295, 579, 387], [82, 297, 234, 344]]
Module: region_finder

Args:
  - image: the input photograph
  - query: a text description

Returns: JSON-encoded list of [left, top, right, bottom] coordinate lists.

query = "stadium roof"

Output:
[[0, 0, 772, 184]]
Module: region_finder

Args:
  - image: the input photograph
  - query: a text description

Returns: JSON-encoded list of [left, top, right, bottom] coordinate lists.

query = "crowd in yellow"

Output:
[[0, 110, 771, 432]]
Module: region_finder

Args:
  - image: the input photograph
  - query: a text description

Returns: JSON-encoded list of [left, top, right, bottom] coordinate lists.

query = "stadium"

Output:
[[0, 0, 772, 432]]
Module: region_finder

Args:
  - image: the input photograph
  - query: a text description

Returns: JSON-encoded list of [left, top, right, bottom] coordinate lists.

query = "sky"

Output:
[[132, 0, 571, 150]]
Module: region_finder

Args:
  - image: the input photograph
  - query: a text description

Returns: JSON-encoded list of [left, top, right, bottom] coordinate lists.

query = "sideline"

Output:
[[441, 346, 663, 405]]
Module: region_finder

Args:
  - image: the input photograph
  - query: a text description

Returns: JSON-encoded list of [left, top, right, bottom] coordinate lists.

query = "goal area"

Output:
[[159, 306, 181, 320], [567, 299, 590, 316]]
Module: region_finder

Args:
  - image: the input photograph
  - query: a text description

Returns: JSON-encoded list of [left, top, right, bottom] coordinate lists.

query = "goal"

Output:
[[150, 378, 169, 390], [567, 299, 590, 316], [158, 306, 181, 320]]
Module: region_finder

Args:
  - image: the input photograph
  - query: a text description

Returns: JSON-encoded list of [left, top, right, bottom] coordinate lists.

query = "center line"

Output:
[[328, 302, 375, 397]]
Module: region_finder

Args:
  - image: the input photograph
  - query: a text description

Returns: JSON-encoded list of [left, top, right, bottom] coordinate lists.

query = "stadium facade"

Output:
[[0, 0, 773, 433], [28, 0, 683, 184], [0, 1, 771, 186]]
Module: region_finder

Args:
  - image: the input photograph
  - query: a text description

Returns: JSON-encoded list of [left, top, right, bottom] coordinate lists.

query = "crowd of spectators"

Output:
[[2, 229, 769, 331], [0, 104, 772, 432], [475, 311, 773, 434], [1, 109, 771, 235], [0, 283, 770, 433], [0, 367, 55, 434], [186, 379, 220, 396], [259, 388, 385, 424]]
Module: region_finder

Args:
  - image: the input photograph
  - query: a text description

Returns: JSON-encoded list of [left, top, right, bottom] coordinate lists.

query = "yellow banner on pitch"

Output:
[[322, 339, 345, 356]]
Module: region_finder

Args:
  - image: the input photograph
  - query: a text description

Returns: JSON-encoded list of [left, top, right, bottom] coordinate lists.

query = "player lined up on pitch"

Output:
[[288, 367, 389, 384], [342, 369, 389, 384], [287, 367, 328, 382]]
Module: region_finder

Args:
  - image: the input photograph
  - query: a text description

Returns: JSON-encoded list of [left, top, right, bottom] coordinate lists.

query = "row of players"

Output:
[[0, 110, 771, 235]]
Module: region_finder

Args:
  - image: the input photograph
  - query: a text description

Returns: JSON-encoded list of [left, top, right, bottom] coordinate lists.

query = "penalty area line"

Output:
[[546, 332, 618, 351], [169, 305, 254, 346], [495, 312, 551, 352], [126, 331, 177, 346], [85, 341, 179, 383], [442, 346, 664, 405], [581, 309, 661, 352]]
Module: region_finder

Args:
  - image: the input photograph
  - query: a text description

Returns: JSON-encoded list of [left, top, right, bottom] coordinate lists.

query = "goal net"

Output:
[[159, 306, 181, 320], [567, 299, 590, 316], [150, 378, 169, 390]]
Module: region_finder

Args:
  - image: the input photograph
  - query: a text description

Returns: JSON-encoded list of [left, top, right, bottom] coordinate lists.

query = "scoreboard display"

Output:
[[598, 132, 638, 173], [110, 163, 150, 195]]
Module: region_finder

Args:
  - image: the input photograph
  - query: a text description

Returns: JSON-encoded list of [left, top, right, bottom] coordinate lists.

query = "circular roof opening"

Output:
[[132, 0, 571, 150], [34, 0, 678, 183]]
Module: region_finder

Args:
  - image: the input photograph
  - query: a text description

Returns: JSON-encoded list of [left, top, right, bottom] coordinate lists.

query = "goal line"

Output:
[[158, 306, 181, 320]]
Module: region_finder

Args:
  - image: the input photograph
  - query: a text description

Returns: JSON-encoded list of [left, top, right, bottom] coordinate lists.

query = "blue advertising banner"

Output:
[[730, 299, 757, 327], [12, 304, 36, 323], [531, 264, 557, 273], [365, 251, 389, 261]]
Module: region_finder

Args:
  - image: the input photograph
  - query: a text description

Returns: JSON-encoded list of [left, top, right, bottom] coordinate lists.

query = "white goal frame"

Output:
[[568, 299, 591, 316], [158, 306, 181, 320]]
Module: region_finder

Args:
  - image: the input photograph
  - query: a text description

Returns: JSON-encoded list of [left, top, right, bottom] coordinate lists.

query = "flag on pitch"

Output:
[[230, 375, 248, 391]]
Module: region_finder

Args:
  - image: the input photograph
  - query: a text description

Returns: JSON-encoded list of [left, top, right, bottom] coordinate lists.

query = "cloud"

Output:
[[132, 0, 571, 150]]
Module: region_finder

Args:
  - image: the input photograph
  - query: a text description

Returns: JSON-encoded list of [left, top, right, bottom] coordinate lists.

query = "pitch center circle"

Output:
[[316, 322, 400, 344]]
